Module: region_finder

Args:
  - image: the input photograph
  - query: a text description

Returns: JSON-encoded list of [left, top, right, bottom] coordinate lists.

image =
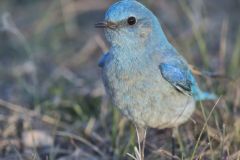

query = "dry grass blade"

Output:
[[153, 149, 181, 160], [219, 19, 228, 73], [56, 131, 105, 158], [60, 0, 78, 37], [179, 0, 209, 67], [228, 150, 240, 160], [62, 37, 98, 67], [127, 126, 146, 160], [189, 64, 228, 79], [127, 146, 141, 160], [189, 64, 203, 76], [0, 1, 239, 159], [199, 101, 214, 160], [1, 12, 32, 54], [191, 97, 221, 160], [230, 27, 240, 73], [126, 153, 138, 160], [142, 129, 147, 159], [135, 146, 142, 160], [136, 126, 141, 158], [9, 141, 24, 160], [95, 34, 108, 53], [0, 99, 64, 128]]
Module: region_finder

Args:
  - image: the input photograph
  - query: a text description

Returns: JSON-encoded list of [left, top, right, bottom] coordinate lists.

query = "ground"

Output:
[[0, 0, 240, 159]]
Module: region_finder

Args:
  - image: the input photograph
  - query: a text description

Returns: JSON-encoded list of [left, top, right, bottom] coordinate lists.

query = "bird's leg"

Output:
[[141, 128, 147, 160], [171, 128, 178, 160], [171, 135, 176, 160], [135, 125, 147, 160]]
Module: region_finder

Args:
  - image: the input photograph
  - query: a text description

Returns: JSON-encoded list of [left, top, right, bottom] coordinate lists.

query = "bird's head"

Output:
[[96, 0, 168, 49]]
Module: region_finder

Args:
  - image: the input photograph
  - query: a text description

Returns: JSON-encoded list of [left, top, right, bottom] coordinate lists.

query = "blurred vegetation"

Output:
[[0, 0, 239, 160]]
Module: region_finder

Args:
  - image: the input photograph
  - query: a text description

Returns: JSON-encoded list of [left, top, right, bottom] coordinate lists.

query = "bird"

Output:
[[95, 0, 216, 158]]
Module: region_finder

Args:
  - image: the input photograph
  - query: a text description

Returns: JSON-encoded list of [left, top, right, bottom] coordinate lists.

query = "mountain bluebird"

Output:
[[96, 0, 216, 143]]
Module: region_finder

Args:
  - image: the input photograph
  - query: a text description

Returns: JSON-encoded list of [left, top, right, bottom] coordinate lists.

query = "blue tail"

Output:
[[189, 72, 217, 101], [191, 86, 217, 101], [193, 90, 217, 101]]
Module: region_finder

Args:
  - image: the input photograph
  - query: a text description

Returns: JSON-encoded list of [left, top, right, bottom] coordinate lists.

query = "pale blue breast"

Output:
[[102, 49, 195, 128]]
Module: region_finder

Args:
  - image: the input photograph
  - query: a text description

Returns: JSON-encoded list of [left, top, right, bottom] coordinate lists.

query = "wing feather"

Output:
[[159, 63, 192, 96]]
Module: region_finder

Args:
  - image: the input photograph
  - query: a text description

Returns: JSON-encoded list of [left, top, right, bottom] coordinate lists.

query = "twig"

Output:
[[56, 131, 105, 158], [189, 64, 228, 79], [1, 13, 32, 54], [95, 34, 108, 53], [153, 148, 181, 160], [0, 99, 61, 127]]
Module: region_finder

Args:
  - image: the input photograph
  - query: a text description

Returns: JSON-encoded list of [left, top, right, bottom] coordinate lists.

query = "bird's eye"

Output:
[[127, 17, 137, 25]]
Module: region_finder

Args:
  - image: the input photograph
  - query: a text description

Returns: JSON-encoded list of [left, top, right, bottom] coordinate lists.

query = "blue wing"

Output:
[[98, 52, 110, 68], [159, 62, 217, 100], [159, 63, 192, 96], [157, 46, 217, 100]]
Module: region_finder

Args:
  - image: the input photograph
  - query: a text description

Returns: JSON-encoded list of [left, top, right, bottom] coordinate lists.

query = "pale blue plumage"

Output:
[[98, 53, 110, 68], [97, 0, 216, 129]]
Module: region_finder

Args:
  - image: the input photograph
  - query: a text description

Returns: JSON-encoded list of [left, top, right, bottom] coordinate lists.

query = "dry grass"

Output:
[[0, 0, 239, 160]]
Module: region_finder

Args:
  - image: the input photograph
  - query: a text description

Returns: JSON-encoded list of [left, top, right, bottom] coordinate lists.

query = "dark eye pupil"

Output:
[[127, 17, 136, 25]]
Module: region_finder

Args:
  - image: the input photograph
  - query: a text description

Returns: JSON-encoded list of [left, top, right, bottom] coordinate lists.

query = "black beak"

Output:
[[95, 21, 108, 28], [95, 21, 117, 29]]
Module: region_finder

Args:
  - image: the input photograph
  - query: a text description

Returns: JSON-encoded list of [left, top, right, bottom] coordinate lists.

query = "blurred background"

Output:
[[0, 0, 239, 159]]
